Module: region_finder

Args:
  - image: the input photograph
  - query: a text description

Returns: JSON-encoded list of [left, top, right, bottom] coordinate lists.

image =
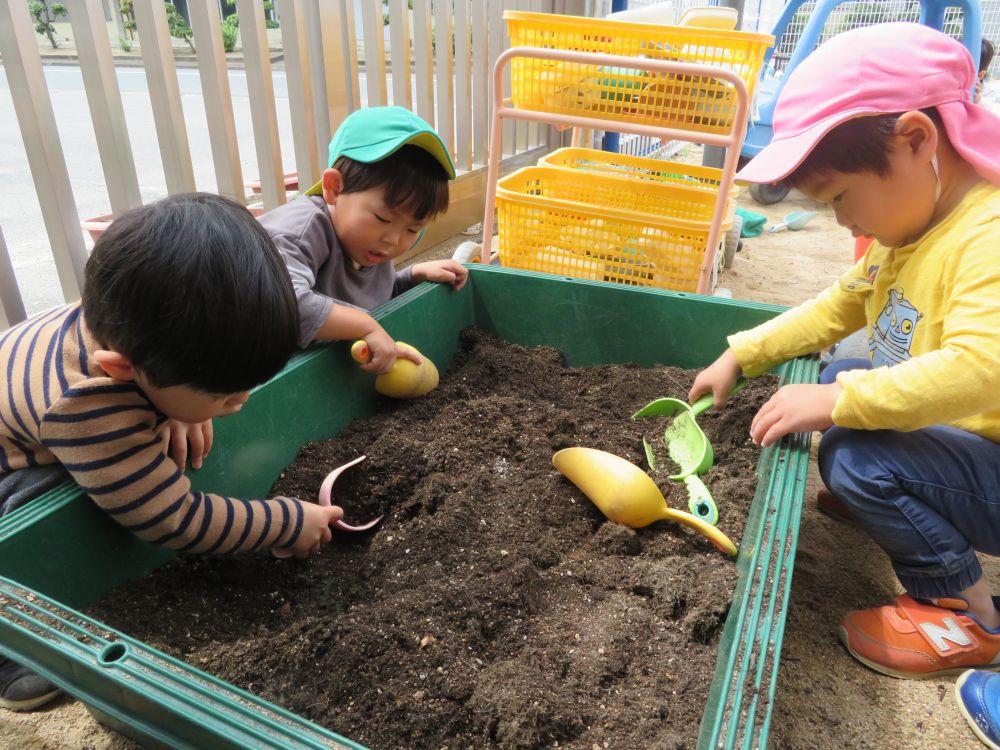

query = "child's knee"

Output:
[[818, 426, 884, 495]]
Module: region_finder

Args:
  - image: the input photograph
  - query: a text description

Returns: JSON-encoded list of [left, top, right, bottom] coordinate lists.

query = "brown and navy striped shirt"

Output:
[[0, 302, 303, 554]]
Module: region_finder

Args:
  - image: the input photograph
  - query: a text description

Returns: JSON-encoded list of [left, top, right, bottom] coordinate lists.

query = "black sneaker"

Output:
[[0, 657, 61, 711]]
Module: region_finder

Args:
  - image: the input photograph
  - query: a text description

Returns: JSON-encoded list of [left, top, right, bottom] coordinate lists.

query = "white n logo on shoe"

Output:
[[920, 618, 973, 653]]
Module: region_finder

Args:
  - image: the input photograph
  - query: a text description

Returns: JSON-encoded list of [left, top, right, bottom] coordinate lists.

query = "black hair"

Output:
[[982, 38, 996, 75], [333, 144, 450, 220], [784, 107, 943, 189], [83, 193, 300, 394]]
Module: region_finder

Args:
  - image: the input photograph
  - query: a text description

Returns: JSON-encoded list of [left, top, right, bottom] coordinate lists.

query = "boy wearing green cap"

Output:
[[259, 106, 467, 373]]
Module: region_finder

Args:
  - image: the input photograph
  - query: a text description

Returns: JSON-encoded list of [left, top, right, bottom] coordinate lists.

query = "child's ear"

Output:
[[894, 110, 938, 163], [321, 168, 344, 206], [93, 350, 137, 382]]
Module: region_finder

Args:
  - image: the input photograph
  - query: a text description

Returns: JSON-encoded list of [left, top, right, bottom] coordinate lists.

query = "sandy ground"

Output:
[[0, 178, 990, 749]]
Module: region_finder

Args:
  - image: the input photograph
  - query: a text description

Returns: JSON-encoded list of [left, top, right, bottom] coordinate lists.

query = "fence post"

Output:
[[387, 0, 413, 109], [360, 0, 388, 106], [131, 0, 197, 194], [433, 0, 456, 156], [277, 0, 321, 191], [67, 0, 143, 215], [453, 0, 473, 171], [412, 0, 434, 124], [188, 0, 246, 202], [0, 1, 87, 302], [315, 0, 357, 137], [236, 0, 287, 210], [0, 227, 27, 329]]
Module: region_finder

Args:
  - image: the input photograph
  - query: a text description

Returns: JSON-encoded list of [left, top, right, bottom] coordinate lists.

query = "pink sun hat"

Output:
[[737, 22, 1000, 186]]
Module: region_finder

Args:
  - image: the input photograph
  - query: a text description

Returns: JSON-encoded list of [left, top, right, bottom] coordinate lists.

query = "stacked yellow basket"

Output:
[[495, 11, 772, 292]]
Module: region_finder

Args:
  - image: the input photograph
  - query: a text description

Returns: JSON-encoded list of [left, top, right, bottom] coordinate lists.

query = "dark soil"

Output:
[[87, 328, 776, 750]]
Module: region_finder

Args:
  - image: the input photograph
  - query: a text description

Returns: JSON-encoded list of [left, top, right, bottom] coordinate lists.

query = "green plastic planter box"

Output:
[[0, 266, 816, 750]]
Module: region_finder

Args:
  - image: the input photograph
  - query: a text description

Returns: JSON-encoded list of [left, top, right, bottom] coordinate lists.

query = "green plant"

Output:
[[224, 1, 279, 30], [118, 0, 137, 40], [164, 3, 195, 53], [117, 35, 132, 53], [221, 14, 239, 53], [27, 0, 66, 49]]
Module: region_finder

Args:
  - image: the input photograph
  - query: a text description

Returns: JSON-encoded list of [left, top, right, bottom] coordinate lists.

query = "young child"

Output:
[[0, 193, 344, 710], [259, 106, 468, 374], [690, 23, 1000, 679]]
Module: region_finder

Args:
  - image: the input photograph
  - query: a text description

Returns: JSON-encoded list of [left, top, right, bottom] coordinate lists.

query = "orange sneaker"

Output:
[[839, 595, 1000, 679]]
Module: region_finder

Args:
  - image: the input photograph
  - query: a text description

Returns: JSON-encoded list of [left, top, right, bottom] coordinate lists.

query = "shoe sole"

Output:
[[839, 626, 1000, 680], [0, 687, 61, 712], [955, 670, 1000, 750]]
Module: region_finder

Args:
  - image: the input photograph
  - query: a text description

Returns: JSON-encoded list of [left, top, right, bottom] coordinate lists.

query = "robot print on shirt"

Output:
[[869, 288, 923, 367]]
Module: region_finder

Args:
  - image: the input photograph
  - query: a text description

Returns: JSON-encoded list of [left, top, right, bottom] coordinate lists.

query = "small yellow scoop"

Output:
[[552, 447, 737, 556], [351, 340, 439, 398]]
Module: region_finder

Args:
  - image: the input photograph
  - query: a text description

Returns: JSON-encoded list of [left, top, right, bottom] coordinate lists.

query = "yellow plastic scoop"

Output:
[[552, 447, 737, 556], [351, 340, 439, 398]]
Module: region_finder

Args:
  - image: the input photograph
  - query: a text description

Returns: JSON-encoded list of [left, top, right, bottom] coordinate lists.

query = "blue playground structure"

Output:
[[744, 0, 984, 203]]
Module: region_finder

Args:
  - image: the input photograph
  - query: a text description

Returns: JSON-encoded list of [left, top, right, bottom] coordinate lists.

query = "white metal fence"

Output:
[[0, 0, 588, 327]]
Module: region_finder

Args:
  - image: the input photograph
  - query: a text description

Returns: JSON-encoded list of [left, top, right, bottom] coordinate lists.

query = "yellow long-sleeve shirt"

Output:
[[728, 181, 1000, 442]]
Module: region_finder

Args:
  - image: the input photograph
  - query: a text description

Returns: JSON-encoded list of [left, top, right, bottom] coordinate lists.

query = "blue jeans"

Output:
[[818, 359, 1000, 598]]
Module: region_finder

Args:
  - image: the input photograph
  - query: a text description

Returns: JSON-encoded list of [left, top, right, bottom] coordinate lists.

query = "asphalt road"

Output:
[[1, 64, 376, 316]]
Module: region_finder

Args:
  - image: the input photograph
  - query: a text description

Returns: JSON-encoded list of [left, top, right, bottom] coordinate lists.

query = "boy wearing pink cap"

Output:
[[691, 22, 1000, 683]]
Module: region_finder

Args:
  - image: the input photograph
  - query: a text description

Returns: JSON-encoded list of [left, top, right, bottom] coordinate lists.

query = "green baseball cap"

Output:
[[305, 106, 456, 196]]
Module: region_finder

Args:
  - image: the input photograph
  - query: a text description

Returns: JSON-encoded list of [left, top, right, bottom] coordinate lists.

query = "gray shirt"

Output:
[[259, 195, 415, 347]]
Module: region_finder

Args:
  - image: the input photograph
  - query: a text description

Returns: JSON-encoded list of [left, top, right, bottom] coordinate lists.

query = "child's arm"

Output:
[[727, 278, 868, 378], [689, 348, 743, 406], [689, 268, 868, 444], [409, 259, 469, 291], [270, 231, 336, 348], [691, 268, 868, 402], [312, 303, 421, 374], [40, 383, 338, 556]]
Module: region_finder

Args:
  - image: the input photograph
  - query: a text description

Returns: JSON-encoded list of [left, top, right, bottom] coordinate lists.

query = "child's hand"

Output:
[[159, 418, 214, 470], [283, 502, 344, 558], [395, 341, 423, 366], [411, 259, 469, 291], [360, 329, 399, 374], [689, 349, 743, 407], [749, 383, 842, 447]]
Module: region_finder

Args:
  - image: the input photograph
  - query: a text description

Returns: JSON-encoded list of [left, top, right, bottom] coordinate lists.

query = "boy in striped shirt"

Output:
[[0, 193, 344, 710]]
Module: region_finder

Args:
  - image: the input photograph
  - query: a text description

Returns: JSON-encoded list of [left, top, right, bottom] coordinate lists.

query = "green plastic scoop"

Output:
[[633, 379, 748, 524], [633, 379, 748, 479]]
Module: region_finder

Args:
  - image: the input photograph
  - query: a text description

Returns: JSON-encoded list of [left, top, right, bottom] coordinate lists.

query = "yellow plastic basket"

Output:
[[538, 147, 736, 229], [496, 166, 717, 291], [504, 11, 773, 134]]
